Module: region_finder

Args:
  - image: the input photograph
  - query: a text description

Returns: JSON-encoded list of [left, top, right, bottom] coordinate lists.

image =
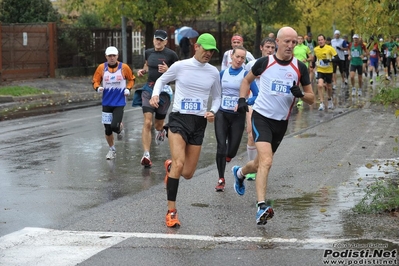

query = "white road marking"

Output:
[[1, 227, 398, 266]]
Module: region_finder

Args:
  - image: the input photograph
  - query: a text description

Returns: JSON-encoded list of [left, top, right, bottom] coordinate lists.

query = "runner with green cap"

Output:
[[149, 32, 222, 228]]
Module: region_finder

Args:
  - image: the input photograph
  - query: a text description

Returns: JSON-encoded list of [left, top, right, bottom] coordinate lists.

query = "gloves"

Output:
[[97, 87, 104, 93], [237, 97, 248, 113], [124, 89, 130, 96], [290, 81, 304, 98], [322, 59, 331, 64]]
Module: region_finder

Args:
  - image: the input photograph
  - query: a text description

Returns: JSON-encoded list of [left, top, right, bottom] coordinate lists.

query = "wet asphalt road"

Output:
[[1, 81, 399, 265]]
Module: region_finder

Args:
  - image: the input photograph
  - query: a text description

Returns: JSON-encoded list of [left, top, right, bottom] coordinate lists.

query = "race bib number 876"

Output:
[[271, 81, 290, 95]]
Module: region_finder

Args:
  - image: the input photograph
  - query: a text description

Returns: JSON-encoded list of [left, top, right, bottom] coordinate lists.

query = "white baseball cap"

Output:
[[105, 46, 118, 55], [334, 30, 340, 35], [353, 34, 359, 39]]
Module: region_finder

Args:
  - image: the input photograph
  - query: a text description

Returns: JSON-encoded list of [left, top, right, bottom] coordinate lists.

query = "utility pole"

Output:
[[218, 0, 222, 63], [121, 15, 127, 63]]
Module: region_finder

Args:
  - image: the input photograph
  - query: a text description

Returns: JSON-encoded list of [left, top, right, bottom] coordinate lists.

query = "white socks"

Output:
[[247, 145, 257, 161]]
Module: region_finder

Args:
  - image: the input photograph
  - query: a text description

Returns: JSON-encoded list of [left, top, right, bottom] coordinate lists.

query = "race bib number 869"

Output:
[[180, 98, 202, 114]]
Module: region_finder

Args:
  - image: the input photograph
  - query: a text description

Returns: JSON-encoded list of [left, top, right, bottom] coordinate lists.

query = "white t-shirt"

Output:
[[331, 38, 345, 60], [152, 57, 221, 116], [221, 49, 255, 71]]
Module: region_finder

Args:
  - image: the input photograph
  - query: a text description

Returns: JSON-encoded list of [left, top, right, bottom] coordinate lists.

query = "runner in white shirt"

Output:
[[331, 30, 347, 89], [243, 37, 276, 181], [221, 34, 255, 70], [150, 33, 221, 228], [232, 27, 314, 225]]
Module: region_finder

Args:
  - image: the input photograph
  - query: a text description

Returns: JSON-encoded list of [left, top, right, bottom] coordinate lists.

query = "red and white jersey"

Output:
[[253, 55, 300, 120]]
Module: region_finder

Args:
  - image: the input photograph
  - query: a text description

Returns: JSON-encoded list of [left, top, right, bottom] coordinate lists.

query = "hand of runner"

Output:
[[124, 89, 130, 96], [97, 87, 104, 93], [236, 97, 248, 113], [290, 81, 304, 98], [149, 95, 160, 108], [204, 111, 215, 122]]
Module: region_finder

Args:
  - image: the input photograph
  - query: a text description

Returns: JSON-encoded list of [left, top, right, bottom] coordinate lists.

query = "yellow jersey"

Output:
[[313, 45, 337, 73]]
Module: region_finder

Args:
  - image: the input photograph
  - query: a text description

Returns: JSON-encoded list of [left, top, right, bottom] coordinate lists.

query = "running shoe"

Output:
[[296, 99, 303, 107], [141, 154, 152, 167], [232, 166, 245, 196], [246, 173, 256, 181], [369, 79, 373, 85], [155, 129, 166, 145], [256, 205, 274, 225], [106, 150, 116, 160], [318, 102, 324, 111], [164, 159, 172, 184], [117, 123, 124, 141], [165, 209, 181, 228], [327, 99, 334, 109], [215, 178, 225, 192], [351, 87, 356, 96], [357, 88, 362, 96]]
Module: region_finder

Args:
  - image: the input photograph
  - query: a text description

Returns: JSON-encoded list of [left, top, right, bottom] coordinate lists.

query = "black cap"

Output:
[[154, 30, 168, 40], [326, 37, 331, 41], [307, 32, 312, 37]]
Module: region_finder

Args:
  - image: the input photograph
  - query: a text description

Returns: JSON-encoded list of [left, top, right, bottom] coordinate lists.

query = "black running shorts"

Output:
[[251, 110, 288, 153], [168, 112, 207, 145]]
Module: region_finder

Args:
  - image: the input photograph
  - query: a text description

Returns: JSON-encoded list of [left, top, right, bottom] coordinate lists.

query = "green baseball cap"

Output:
[[197, 33, 219, 52]]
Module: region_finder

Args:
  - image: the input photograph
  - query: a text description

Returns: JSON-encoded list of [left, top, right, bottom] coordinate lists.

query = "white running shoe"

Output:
[[328, 99, 334, 109], [351, 87, 356, 96], [117, 123, 124, 141], [154, 129, 166, 145], [140, 154, 152, 167], [318, 102, 325, 111], [357, 88, 362, 96], [106, 150, 116, 160]]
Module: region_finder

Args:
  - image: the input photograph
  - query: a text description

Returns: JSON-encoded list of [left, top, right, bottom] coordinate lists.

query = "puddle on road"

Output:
[[275, 158, 399, 249], [294, 133, 318, 139]]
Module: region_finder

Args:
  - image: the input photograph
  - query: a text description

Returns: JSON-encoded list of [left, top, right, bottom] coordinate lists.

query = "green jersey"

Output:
[[349, 42, 366, 66]]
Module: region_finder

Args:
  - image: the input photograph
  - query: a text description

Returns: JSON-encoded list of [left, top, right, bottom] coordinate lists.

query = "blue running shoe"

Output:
[[232, 166, 245, 196], [256, 206, 274, 225]]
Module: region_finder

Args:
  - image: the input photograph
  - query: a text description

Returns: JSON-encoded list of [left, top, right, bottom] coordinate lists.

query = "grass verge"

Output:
[[0, 86, 52, 96], [354, 177, 399, 214], [355, 86, 399, 214]]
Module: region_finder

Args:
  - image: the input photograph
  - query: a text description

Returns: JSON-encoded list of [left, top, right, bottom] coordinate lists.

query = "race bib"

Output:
[[370, 50, 376, 56], [102, 112, 112, 124], [180, 98, 202, 114], [387, 51, 391, 57], [270, 80, 290, 95], [352, 50, 360, 57], [318, 59, 329, 68], [221, 95, 239, 110]]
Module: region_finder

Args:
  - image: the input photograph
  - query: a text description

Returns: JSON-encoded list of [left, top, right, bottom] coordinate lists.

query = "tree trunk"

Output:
[[144, 22, 154, 52], [254, 22, 262, 58]]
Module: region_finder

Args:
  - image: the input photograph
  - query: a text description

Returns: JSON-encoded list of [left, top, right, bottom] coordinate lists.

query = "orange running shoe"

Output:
[[165, 209, 181, 227], [164, 159, 172, 185]]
